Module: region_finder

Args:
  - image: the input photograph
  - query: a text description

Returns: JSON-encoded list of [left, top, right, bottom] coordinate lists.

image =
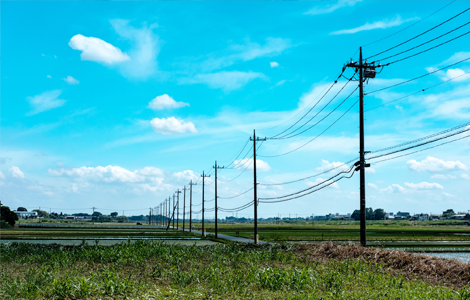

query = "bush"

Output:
[[0, 220, 13, 229], [1, 206, 18, 226]]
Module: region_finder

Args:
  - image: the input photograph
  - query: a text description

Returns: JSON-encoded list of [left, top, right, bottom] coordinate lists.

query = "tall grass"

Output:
[[1, 241, 469, 299]]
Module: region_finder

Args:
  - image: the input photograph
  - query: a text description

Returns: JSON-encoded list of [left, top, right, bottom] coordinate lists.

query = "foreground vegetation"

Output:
[[1, 241, 470, 299]]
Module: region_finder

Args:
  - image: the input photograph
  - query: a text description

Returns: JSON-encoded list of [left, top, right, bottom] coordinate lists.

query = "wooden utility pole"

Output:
[[201, 171, 210, 235], [176, 190, 182, 229], [214, 161, 224, 239], [189, 180, 197, 232], [251, 129, 266, 244]]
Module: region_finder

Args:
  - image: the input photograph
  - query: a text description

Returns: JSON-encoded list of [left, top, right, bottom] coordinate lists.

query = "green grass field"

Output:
[[1, 240, 469, 299]]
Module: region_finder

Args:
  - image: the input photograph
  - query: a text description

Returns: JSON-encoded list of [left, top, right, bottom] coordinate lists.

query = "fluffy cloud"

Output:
[[27, 90, 66, 115], [407, 156, 468, 173], [462, 174, 470, 180], [183, 71, 265, 92], [172, 170, 199, 182], [444, 68, 470, 82], [63, 76, 79, 85], [305, 0, 361, 15], [315, 160, 349, 172], [71, 183, 78, 193], [0, 171, 5, 179], [148, 94, 189, 110], [431, 174, 457, 180], [48, 165, 146, 183], [368, 183, 378, 189], [69, 34, 130, 64], [270, 62, 279, 68], [150, 117, 197, 135], [9, 166, 25, 178], [380, 184, 405, 193], [234, 158, 271, 172], [331, 16, 418, 35], [404, 182, 443, 190]]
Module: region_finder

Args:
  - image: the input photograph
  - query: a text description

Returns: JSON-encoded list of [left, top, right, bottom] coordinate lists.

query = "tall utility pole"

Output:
[[149, 208, 152, 225], [183, 186, 188, 231], [345, 47, 374, 247], [176, 190, 182, 229], [189, 180, 197, 232], [172, 194, 176, 228], [201, 171, 210, 235], [250, 129, 266, 244], [213, 161, 224, 239]]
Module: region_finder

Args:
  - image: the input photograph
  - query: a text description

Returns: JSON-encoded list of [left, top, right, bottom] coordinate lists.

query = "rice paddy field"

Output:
[[2, 221, 470, 299]]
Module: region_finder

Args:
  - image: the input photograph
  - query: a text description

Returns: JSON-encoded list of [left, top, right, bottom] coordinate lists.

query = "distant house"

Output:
[[451, 214, 466, 220], [14, 211, 38, 219], [396, 211, 410, 218]]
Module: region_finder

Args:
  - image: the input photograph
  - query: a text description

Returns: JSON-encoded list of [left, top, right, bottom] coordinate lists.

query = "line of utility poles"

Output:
[[213, 161, 224, 239], [201, 171, 210, 236]]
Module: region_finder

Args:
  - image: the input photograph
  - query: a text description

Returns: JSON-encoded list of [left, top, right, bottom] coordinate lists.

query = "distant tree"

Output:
[[17, 207, 27, 212], [117, 216, 129, 222], [464, 214, 470, 221], [92, 212, 102, 217], [50, 212, 59, 219], [99, 215, 112, 222], [110, 212, 118, 218], [374, 209, 386, 220], [1, 206, 19, 226], [33, 209, 49, 219], [351, 210, 360, 221], [443, 209, 455, 218], [366, 207, 374, 220]]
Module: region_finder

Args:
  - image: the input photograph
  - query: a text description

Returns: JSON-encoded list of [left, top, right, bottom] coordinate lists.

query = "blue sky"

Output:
[[2, 0, 470, 218]]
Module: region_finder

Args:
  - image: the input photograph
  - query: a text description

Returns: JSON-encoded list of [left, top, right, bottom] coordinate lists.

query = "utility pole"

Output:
[[92, 207, 96, 225], [213, 161, 224, 239], [251, 129, 266, 244], [345, 47, 375, 247], [176, 190, 182, 229], [201, 171, 210, 235], [189, 180, 197, 232], [183, 186, 189, 231], [149, 208, 152, 225], [172, 194, 176, 229]]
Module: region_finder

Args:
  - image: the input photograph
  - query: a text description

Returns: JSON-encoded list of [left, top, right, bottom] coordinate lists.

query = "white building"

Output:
[[14, 211, 38, 219]]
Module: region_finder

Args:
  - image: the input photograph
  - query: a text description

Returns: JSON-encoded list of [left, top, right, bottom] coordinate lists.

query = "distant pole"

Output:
[[176, 190, 182, 229], [172, 194, 175, 228], [183, 186, 187, 231], [149, 208, 151, 225], [213, 161, 224, 239], [189, 180, 197, 232], [201, 171, 210, 235], [250, 129, 266, 244]]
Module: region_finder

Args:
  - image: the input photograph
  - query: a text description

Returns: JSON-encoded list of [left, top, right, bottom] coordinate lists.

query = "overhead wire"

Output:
[[367, 5, 468, 59], [218, 187, 254, 199]]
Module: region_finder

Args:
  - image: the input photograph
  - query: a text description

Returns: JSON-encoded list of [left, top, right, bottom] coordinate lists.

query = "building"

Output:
[[396, 211, 410, 218], [14, 211, 38, 219]]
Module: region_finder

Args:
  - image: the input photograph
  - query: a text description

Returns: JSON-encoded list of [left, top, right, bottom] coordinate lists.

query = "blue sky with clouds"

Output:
[[2, 0, 470, 218]]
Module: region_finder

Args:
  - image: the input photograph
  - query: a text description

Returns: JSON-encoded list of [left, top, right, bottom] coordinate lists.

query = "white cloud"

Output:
[[63, 76, 79, 85], [148, 94, 189, 110], [27, 90, 66, 115], [234, 158, 271, 172], [305, 0, 361, 15], [404, 182, 443, 190], [48, 165, 146, 183], [443, 192, 455, 198], [183, 71, 265, 92], [150, 117, 197, 135], [47, 75, 52, 79], [9, 166, 25, 178], [309, 178, 339, 189], [0, 171, 5, 179], [461, 174, 470, 180], [331, 16, 418, 35], [368, 183, 378, 189], [443, 68, 470, 82], [431, 174, 457, 180], [110, 19, 160, 79], [366, 168, 376, 174], [380, 184, 405, 193], [138, 167, 164, 177], [407, 156, 468, 173], [315, 160, 349, 172], [71, 183, 78, 193], [27, 185, 53, 196], [270, 62, 279, 68], [69, 34, 130, 64], [172, 170, 199, 182]]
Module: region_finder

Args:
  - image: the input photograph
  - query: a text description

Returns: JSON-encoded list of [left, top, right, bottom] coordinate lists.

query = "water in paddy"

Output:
[[424, 252, 470, 263], [0, 239, 218, 246]]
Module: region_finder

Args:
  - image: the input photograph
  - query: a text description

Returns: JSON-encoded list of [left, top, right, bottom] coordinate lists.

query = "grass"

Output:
[[197, 221, 470, 242], [1, 241, 470, 299]]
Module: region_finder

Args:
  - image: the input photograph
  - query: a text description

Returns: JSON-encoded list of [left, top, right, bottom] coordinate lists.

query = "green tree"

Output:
[[366, 207, 374, 220], [33, 209, 50, 219], [117, 216, 129, 222], [443, 209, 455, 218], [351, 210, 360, 221], [17, 207, 27, 212], [1, 206, 19, 226], [110, 212, 118, 218], [99, 215, 112, 222], [374, 209, 386, 220]]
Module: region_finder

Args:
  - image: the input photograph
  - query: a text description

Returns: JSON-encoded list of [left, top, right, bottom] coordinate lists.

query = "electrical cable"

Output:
[[366, 5, 468, 59], [269, 75, 353, 139], [218, 187, 254, 199], [273, 86, 358, 139], [258, 99, 358, 158], [365, 56, 470, 95], [365, 71, 470, 112]]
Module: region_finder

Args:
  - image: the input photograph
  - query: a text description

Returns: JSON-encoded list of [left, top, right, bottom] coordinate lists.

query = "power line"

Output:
[[367, 6, 469, 59], [218, 187, 254, 199], [365, 56, 470, 95], [362, 1, 456, 48]]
